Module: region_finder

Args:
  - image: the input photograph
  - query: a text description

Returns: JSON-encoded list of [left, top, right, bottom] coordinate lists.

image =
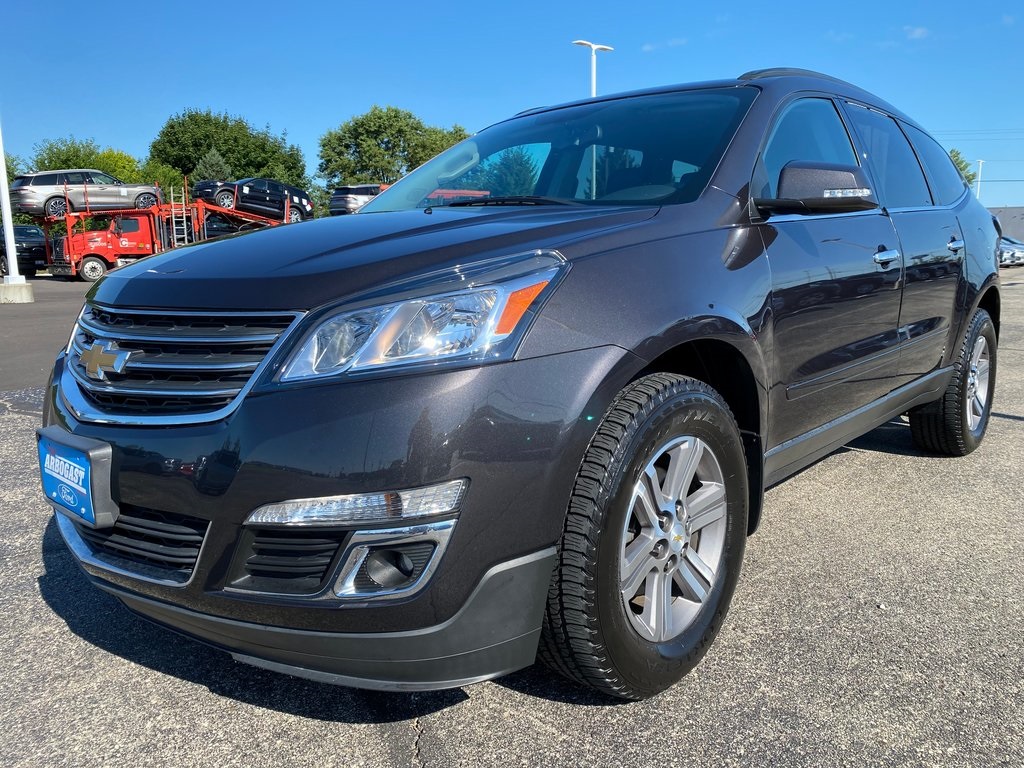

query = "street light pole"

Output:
[[572, 39, 613, 98], [975, 159, 984, 200], [0, 116, 34, 303], [572, 40, 613, 199]]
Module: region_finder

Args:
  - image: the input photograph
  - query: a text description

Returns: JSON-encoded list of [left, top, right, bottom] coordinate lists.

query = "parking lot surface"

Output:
[[1, 274, 1022, 767]]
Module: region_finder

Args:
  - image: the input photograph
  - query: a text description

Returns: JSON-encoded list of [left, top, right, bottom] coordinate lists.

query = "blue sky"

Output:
[[3, 1, 1023, 205]]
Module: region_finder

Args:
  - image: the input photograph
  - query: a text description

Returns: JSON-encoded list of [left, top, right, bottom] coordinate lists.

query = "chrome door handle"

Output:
[[947, 239, 965, 253], [873, 248, 901, 265]]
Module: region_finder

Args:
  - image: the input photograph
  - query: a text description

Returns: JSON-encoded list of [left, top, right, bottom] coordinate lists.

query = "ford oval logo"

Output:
[[57, 484, 79, 508]]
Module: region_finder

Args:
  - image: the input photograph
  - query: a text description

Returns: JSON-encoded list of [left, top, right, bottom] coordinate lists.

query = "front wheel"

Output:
[[78, 257, 107, 283], [216, 190, 235, 209], [909, 307, 997, 455], [539, 373, 748, 700], [135, 193, 158, 209]]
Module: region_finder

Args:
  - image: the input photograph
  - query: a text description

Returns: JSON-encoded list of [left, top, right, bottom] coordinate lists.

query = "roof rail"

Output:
[[738, 68, 853, 86]]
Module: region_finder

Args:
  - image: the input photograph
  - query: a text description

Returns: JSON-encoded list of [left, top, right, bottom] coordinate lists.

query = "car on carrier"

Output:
[[38, 69, 1000, 700], [10, 169, 162, 218], [193, 177, 314, 222]]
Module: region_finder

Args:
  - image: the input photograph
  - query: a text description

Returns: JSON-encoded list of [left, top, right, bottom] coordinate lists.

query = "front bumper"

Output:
[[45, 344, 634, 685]]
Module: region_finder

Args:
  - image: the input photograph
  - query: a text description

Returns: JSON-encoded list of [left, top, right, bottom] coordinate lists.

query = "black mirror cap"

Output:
[[754, 161, 879, 215]]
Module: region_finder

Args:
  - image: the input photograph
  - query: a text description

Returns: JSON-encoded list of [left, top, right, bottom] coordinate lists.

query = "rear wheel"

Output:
[[79, 257, 107, 283], [45, 197, 69, 218], [288, 207, 303, 223], [22, 267, 36, 278], [135, 192, 158, 209], [909, 307, 997, 455], [539, 373, 748, 700]]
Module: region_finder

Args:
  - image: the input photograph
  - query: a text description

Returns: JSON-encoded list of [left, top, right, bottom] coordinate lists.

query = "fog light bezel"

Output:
[[333, 519, 456, 601]]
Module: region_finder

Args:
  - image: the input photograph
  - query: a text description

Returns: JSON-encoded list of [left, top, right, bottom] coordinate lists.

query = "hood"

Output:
[[90, 206, 658, 310]]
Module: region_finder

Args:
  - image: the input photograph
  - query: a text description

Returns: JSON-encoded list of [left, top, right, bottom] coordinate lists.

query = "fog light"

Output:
[[245, 479, 467, 526], [365, 549, 416, 588]]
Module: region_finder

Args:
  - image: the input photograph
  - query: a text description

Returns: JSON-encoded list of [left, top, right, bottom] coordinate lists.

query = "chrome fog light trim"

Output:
[[334, 519, 456, 600], [245, 479, 467, 526]]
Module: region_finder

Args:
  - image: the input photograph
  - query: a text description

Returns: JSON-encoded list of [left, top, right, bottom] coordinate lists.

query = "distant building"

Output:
[[989, 207, 1024, 240]]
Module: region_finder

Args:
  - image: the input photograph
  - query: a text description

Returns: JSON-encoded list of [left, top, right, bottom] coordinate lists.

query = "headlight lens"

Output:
[[278, 253, 564, 381]]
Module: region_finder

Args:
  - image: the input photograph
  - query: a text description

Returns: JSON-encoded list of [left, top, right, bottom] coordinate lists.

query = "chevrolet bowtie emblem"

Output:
[[79, 341, 138, 381]]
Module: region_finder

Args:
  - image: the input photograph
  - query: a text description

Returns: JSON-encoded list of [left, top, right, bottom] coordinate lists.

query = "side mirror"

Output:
[[754, 162, 878, 216], [113, 219, 122, 235]]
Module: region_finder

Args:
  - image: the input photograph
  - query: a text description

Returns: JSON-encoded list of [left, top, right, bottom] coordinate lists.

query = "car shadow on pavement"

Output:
[[841, 417, 932, 458], [37, 517, 468, 722], [494, 665, 628, 706]]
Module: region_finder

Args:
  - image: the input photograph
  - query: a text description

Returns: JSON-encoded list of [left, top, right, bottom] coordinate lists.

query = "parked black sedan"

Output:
[[0, 224, 49, 277], [193, 178, 314, 222]]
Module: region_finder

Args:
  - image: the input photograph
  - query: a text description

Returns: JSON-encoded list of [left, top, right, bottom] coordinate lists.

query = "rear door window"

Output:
[[64, 171, 89, 184], [844, 104, 933, 209], [901, 123, 968, 206]]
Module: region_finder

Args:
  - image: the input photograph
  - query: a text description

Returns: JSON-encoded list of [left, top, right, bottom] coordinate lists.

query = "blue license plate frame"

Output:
[[37, 425, 118, 528]]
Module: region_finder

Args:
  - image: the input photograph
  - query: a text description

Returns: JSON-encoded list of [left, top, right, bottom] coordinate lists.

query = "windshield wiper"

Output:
[[446, 195, 583, 207]]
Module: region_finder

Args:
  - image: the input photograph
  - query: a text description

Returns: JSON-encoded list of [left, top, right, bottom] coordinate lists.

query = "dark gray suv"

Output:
[[38, 69, 999, 700]]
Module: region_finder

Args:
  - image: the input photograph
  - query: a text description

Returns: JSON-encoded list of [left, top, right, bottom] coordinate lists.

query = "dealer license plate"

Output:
[[38, 435, 95, 524]]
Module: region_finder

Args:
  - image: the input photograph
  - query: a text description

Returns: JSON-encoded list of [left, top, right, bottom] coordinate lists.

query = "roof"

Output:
[[509, 67, 915, 129]]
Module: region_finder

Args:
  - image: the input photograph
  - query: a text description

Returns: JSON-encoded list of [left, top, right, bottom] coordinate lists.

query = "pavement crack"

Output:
[[411, 715, 426, 768]]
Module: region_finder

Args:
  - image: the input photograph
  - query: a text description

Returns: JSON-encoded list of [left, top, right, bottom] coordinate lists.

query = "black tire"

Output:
[[909, 308, 997, 456], [216, 190, 235, 209], [78, 256, 107, 283], [45, 197, 70, 218], [539, 373, 748, 700], [22, 267, 36, 278], [135, 193, 158, 209], [288, 207, 303, 223]]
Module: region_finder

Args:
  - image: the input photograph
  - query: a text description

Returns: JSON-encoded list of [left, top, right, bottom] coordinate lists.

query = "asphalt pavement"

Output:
[[1, 273, 1022, 767]]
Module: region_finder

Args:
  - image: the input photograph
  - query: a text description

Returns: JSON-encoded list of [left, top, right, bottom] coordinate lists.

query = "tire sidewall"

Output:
[[593, 386, 748, 694], [961, 311, 997, 450]]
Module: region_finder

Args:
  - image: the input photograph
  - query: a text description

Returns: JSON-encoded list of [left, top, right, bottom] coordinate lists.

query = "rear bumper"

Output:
[[92, 544, 556, 691]]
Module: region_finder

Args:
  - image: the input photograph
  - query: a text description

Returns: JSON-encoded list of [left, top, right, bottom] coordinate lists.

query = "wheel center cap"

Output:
[[669, 521, 688, 553]]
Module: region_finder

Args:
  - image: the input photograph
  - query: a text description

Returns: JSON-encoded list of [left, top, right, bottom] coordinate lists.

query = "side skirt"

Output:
[[764, 366, 953, 487]]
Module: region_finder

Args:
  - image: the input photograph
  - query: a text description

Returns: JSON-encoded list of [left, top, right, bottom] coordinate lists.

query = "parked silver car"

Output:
[[10, 169, 162, 218], [998, 236, 1024, 267]]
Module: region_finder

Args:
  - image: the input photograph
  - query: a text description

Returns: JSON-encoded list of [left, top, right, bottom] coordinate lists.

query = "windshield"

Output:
[[362, 87, 756, 213]]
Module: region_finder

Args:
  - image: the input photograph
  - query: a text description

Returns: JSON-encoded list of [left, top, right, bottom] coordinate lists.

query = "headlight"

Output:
[[278, 251, 566, 381]]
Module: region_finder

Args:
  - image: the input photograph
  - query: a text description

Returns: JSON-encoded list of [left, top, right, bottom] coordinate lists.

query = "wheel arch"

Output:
[[632, 337, 766, 535], [976, 284, 1000, 339]]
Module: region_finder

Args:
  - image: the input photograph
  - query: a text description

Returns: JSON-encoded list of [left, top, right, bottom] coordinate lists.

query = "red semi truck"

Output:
[[47, 199, 289, 281]]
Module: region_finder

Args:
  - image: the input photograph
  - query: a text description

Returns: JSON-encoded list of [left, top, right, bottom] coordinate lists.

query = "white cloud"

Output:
[[641, 38, 687, 53], [904, 26, 929, 40]]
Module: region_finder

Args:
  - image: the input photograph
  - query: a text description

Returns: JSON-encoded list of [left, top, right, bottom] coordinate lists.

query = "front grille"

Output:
[[66, 304, 300, 419], [51, 239, 68, 265], [74, 505, 208, 584], [229, 529, 350, 595]]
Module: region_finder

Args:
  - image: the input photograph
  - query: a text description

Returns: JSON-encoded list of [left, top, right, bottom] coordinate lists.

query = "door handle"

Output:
[[947, 238, 965, 254], [873, 248, 901, 266]]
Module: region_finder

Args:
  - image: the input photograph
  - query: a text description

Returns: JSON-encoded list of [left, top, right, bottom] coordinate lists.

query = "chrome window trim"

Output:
[[60, 304, 305, 426]]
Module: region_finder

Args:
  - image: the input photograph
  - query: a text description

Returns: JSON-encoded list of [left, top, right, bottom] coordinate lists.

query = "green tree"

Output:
[[949, 148, 977, 186], [149, 110, 305, 187], [192, 147, 233, 181], [30, 136, 101, 171], [139, 158, 186, 197], [482, 147, 537, 196], [93, 148, 142, 182], [2, 154, 33, 227], [319, 106, 468, 186]]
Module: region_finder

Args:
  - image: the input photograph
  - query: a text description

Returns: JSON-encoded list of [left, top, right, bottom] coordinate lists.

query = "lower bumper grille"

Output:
[[73, 505, 208, 584], [229, 529, 350, 595]]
